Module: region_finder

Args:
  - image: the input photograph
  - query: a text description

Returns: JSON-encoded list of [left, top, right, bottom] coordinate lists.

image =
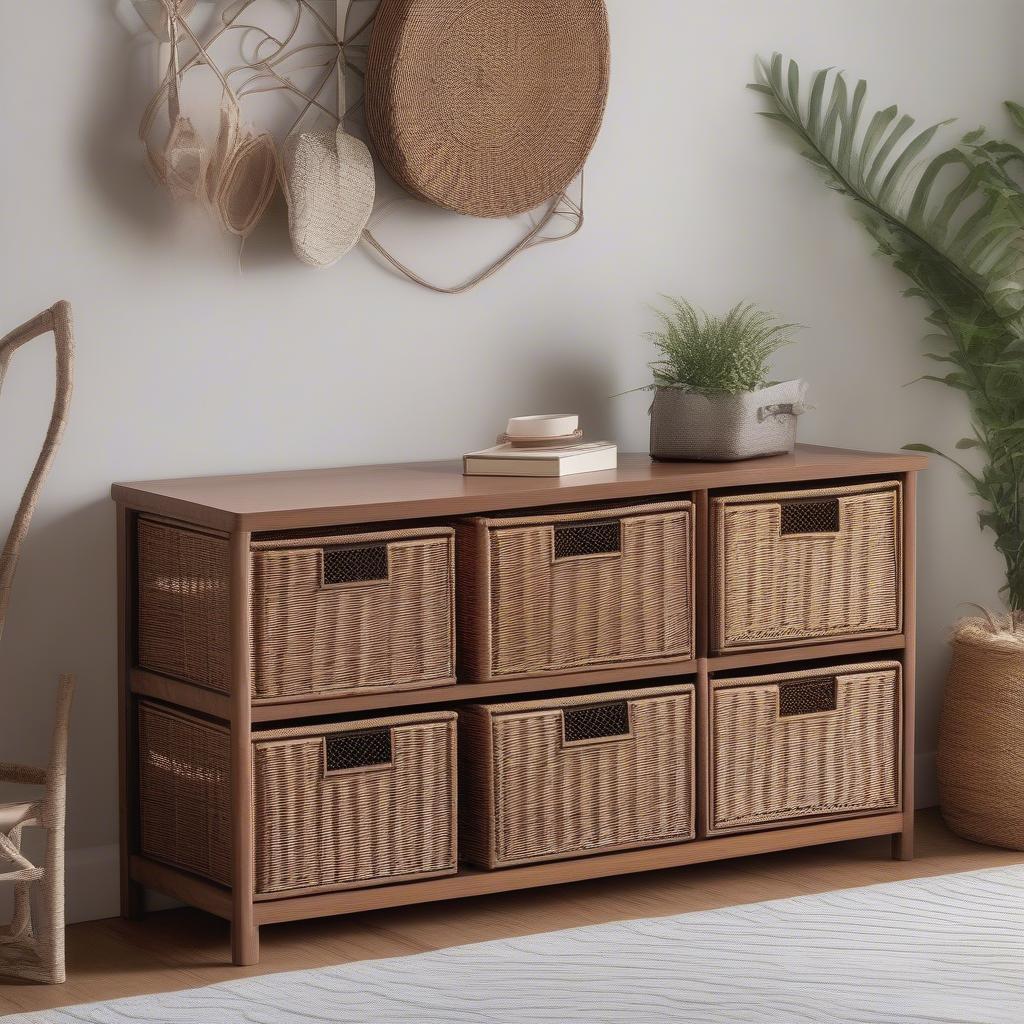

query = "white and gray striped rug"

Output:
[[8, 865, 1024, 1023]]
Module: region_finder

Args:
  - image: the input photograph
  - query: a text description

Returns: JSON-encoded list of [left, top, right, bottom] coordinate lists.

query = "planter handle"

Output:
[[758, 400, 810, 422]]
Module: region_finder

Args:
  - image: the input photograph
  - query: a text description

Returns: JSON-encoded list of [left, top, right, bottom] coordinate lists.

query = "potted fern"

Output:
[[642, 298, 808, 461], [752, 54, 1024, 849]]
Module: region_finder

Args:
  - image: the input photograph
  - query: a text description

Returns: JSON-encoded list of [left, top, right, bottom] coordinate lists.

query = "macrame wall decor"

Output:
[[132, 0, 610, 291]]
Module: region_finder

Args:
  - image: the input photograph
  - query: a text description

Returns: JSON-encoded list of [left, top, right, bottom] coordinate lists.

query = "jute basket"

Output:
[[712, 480, 903, 652], [460, 683, 695, 868], [364, 0, 610, 217], [138, 701, 458, 895], [136, 516, 456, 700], [938, 618, 1024, 849], [456, 500, 694, 681], [709, 661, 902, 834]]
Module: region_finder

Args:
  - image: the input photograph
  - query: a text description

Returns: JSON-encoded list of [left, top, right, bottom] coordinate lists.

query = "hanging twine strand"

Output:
[[136, 0, 587, 290]]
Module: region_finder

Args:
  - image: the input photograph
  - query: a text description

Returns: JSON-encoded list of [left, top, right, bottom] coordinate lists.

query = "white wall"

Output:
[[1, 0, 1018, 922]]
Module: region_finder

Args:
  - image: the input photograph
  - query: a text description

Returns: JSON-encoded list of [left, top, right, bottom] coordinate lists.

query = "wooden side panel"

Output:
[[894, 471, 917, 860], [117, 505, 143, 919], [229, 530, 258, 964]]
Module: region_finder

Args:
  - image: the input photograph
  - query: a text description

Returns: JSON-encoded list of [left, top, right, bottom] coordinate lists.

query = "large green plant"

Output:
[[751, 54, 1024, 608]]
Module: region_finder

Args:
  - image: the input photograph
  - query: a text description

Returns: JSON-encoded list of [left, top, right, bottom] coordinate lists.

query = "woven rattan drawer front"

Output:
[[712, 481, 902, 652], [138, 702, 232, 885], [137, 518, 231, 693], [253, 713, 457, 896], [457, 502, 694, 681], [709, 662, 901, 834], [460, 684, 695, 868], [137, 702, 457, 895], [250, 526, 455, 700]]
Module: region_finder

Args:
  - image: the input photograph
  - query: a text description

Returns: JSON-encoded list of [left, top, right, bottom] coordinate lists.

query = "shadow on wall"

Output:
[[0, 497, 117, 849], [506, 347, 619, 445], [79, 3, 178, 236], [86, 2, 343, 269]]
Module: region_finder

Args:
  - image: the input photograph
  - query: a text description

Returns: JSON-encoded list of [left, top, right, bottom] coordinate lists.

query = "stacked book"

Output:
[[463, 415, 617, 478]]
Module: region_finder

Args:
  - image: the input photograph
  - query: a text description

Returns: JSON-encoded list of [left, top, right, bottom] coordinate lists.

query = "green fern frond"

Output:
[[645, 298, 797, 395]]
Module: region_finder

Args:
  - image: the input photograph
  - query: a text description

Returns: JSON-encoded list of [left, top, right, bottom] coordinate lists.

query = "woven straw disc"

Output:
[[364, 0, 609, 218], [282, 128, 376, 268]]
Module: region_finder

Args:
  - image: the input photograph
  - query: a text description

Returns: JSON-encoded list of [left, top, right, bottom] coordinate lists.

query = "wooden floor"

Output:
[[3, 808, 1023, 1016]]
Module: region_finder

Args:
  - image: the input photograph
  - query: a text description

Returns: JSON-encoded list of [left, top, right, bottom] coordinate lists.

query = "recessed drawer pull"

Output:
[[779, 498, 840, 535], [562, 700, 631, 742], [322, 542, 389, 585], [553, 519, 621, 559], [778, 676, 838, 717], [324, 728, 393, 774]]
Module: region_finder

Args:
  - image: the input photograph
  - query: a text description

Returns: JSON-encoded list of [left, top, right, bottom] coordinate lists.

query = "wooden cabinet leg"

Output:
[[120, 877, 144, 920], [891, 830, 914, 861], [231, 923, 260, 966]]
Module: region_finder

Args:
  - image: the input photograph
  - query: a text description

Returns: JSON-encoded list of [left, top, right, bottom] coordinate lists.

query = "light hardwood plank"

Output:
[[4, 810, 1022, 1014]]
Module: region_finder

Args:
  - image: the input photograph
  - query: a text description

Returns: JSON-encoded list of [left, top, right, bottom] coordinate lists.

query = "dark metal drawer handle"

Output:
[[553, 520, 621, 559], [562, 700, 631, 742], [322, 542, 389, 585], [324, 728, 392, 774], [778, 677, 838, 716], [780, 498, 840, 535]]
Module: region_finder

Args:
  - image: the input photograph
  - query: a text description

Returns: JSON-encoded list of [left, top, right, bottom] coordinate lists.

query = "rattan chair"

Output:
[[0, 301, 75, 984]]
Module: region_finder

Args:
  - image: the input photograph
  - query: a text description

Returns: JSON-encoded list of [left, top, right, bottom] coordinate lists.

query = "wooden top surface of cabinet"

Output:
[[112, 445, 927, 531]]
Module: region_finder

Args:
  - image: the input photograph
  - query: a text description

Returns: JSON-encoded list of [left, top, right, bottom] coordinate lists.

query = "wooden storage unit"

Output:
[[113, 445, 924, 966]]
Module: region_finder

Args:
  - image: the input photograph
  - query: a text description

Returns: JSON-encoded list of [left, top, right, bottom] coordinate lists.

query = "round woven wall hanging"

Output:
[[364, 0, 609, 219]]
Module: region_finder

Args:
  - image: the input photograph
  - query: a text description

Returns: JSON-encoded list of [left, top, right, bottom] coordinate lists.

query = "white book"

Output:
[[463, 442, 618, 478]]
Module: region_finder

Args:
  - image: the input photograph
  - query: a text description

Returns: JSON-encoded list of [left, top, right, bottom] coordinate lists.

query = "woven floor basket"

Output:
[[709, 661, 901, 835], [938, 621, 1024, 850], [138, 702, 458, 895], [136, 517, 456, 701], [457, 501, 694, 681], [460, 684, 695, 868], [712, 480, 902, 652], [364, 0, 610, 217]]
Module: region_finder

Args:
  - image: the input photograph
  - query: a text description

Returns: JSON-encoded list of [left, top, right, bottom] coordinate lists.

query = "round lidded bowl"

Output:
[[364, 0, 610, 218]]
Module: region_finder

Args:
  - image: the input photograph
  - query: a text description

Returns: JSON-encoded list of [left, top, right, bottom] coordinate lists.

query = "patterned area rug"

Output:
[[8, 865, 1024, 1023]]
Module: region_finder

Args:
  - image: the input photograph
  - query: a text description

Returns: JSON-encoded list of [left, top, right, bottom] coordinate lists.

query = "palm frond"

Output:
[[752, 53, 1024, 607], [752, 55, 1024, 322]]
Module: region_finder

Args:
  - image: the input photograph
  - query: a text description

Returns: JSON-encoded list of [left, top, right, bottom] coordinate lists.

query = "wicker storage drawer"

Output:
[[137, 516, 456, 701], [712, 480, 902, 652], [457, 501, 694, 681], [460, 683, 695, 868], [138, 701, 457, 895], [709, 661, 901, 835]]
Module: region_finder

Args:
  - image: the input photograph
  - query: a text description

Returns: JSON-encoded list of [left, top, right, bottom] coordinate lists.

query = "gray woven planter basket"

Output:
[[650, 379, 808, 462]]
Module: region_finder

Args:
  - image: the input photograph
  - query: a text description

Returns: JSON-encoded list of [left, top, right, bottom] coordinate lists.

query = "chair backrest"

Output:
[[42, 673, 75, 826], [0, 301, 74, 646]]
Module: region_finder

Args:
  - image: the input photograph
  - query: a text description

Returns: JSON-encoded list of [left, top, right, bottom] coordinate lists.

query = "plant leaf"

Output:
[[752, 55, 1024, 607], [1006, 100, 1024, 134]]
